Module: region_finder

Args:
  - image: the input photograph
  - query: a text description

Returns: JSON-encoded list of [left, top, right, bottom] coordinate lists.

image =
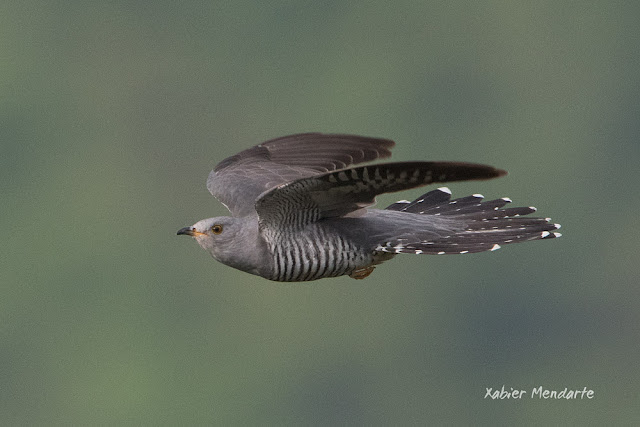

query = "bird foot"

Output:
[[350, 266, 375, 280]]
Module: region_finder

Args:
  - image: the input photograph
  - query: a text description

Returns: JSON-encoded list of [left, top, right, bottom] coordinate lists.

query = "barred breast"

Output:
[[265, 224, 378, 282]]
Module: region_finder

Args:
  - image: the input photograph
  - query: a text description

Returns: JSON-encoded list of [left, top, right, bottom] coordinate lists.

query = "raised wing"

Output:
[[255, 161, 507, 230], [206, 133, 395, 216]]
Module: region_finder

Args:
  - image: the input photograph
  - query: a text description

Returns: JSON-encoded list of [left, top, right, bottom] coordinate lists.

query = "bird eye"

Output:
[[211, 224, 223, 234]]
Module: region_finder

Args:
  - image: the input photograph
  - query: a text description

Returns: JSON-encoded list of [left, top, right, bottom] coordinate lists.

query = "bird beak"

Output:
[[177, 226, 195, 236], [177, 227, 207, 237]]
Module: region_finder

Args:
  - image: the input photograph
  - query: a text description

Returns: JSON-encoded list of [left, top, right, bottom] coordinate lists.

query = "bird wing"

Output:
[[206, 133, 395, 217], [255, 161, 507, 231]]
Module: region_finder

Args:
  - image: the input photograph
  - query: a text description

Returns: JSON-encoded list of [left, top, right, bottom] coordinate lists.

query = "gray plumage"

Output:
[[178, 133, 561, 282]]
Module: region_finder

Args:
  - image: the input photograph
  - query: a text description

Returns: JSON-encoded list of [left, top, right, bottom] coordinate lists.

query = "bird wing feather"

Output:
[[255, 161, 506, 231], [206, 133, 395, 217]]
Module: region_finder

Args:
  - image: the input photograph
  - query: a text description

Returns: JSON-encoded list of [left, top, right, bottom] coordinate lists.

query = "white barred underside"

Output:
[[263, 225, 377, 282]]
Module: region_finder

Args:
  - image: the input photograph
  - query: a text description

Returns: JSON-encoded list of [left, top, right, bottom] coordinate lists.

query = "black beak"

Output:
[[177, 226, 194, 236]]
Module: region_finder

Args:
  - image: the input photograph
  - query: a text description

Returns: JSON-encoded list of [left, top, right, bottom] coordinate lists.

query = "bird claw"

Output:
[[350, 266, 375, 280]]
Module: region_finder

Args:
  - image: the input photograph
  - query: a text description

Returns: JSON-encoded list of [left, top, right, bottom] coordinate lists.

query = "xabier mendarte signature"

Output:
[[484, 386, 594, 400]]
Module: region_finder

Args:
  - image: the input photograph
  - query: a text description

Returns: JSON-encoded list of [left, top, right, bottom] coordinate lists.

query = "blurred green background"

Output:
[[2, 1, 639, 424]]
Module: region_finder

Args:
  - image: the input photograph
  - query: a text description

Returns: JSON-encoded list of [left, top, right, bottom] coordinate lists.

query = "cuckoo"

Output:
[[177, 133, 561, 281]]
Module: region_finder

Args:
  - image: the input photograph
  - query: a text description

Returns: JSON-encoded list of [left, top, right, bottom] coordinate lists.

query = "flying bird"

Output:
[[178, 133, 561, 281]]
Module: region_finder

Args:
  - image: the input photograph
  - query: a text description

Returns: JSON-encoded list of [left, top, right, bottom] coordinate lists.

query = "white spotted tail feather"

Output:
[[378, 187, 561, 255]]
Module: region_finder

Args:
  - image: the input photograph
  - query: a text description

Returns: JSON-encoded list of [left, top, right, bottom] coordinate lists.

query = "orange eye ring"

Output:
[[211, 224, 223, 234]]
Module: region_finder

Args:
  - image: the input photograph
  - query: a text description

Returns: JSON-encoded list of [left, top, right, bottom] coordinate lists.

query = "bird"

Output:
[[177, 133, 561, 282]]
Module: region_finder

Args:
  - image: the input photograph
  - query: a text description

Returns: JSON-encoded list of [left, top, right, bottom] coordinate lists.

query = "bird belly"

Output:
[[266, 227, 379, 282]]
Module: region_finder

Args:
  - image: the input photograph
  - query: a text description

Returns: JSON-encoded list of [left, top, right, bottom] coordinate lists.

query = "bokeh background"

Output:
[[2, 1, 639, 424]]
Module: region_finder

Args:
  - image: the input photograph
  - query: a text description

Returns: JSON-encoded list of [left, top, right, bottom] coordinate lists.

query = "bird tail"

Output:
[[380, 187, 561, 254]]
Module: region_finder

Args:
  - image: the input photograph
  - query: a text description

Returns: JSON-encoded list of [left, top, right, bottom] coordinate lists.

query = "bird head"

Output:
[[177, 216, 242, 253], [177, 216, 261, 275]]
